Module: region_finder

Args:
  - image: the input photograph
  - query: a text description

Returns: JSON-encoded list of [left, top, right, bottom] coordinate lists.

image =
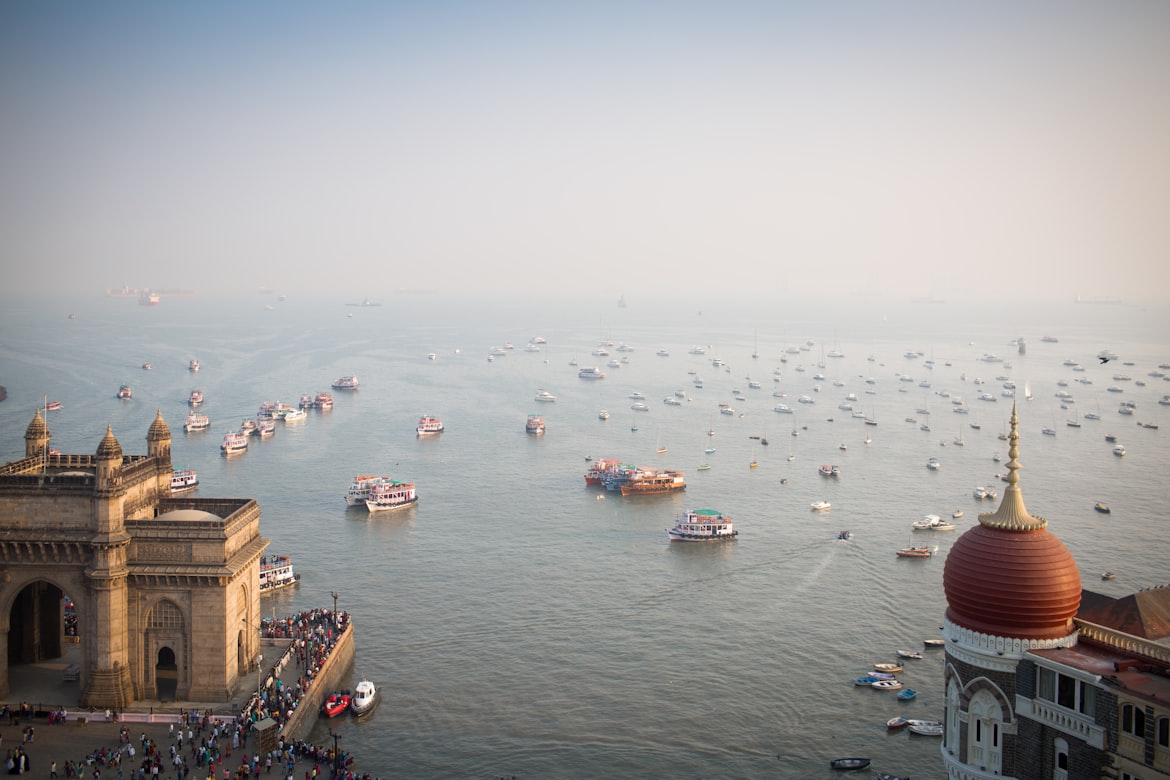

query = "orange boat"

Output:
[[322, 692, 351, 718]]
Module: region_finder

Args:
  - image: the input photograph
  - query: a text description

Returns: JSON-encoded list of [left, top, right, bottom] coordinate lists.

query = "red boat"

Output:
[[322, 693, 351, 718]]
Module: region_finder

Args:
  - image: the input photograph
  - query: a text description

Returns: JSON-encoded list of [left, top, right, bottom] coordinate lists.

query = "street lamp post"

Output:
[[329, 727, 342, 774], [331, 590, 339, 616]]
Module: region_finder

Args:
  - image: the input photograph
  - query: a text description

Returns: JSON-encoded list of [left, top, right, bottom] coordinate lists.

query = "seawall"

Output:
[[281, 622, 355, 741]]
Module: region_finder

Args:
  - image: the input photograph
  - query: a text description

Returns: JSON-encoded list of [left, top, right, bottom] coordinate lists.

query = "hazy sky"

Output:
[[2, 1, 1168, 303]]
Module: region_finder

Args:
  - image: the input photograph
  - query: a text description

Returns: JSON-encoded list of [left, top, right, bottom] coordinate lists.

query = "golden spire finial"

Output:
[[978, 401, 1047, 531]]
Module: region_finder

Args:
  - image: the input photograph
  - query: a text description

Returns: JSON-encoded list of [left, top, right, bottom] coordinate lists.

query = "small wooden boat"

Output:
[[896, 649, 923, 660], [923, 638, 946, 648], [886, 716, 909, 729], [1101, 571, 1116, 581], [873, 663, 903, 673], [872, 679, 904, 691], [898, 689, 917, 701], [908, 721, 943, 736], [829, 757, 871, 771], [854, 676, 883, 686], [1094, 502, 1111, 514], [874, 773, 910, 780]]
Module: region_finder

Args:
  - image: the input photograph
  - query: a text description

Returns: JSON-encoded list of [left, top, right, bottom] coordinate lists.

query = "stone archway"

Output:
[[7, 580, 66, 665], [155, 647, 178, 701]]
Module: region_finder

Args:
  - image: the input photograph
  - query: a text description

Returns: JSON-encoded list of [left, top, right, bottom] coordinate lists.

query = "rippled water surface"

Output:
[[3, 294, 1167, 777]]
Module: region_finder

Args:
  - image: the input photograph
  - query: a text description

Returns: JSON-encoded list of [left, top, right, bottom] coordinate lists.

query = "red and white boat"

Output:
[[117, 384, 132, 399], [184, 413, 210, 433], [526, 415, 545, 435], [314, 392, 333, 409], [365, 480, 419, 513], [667, 509, 737, 542], [170, 468, 199, 494], [221, 430, 248, 455], [188, 390, 203, 406], [584, 458, 623, 485], [416, 416, 444, 435], [321, 692, 351, 718], [345, 475, 384, 506]]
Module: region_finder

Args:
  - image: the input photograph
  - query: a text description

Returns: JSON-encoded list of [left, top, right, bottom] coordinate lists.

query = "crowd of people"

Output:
[[0, 608, 383, 779]]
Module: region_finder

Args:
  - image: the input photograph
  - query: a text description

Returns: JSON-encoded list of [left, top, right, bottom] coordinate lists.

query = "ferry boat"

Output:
[[184, 413, 210, 432], [188, 359, 200, 372], [584, 458, 624, 485], [345, 475, 385, 506], [282, 407, 307, 422], [667, 509, 737, 542], [314, 391, 333, 409], [188, 390, 203, 406], [578, 366, 606, 380], [619, 469, 685, 496], [331, 375, 359, 390], [417, 415, 444, 435], [170, 468, 199, 493], [45, 400, 62, 411], [365, 479, 419, 513], [258, 554, 300, 593], [239, 418, 257, 435], [220, 430, 248, 455], [526, 414, 545, 435], [534, 389, 557, 402], [256, 417, 275, 437], [299, 393, 315, 409], [117, 384, 132, 399]]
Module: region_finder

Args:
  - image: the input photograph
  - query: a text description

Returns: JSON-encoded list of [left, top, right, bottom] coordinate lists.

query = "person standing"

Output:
[[50, 759, 58, 778]]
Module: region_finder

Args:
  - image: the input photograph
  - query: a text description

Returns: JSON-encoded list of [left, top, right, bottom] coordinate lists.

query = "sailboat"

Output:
[[707, 417, 716, 437], [656, 432, 668, 454], [1024, 380, 1033, 401], [749, 445, 758, 469], [954, 425, 965, 446], [752, 328, 759, 360]]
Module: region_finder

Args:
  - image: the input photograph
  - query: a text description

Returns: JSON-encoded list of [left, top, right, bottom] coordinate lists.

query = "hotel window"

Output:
[[1053, 737, 1069, 780], [1122, 704, 1146, 738], [1038, 667, 1090, 712], [1078, 682, 1095, 717], [1158, 716, 1168, 748], [1121, 773, 1143, 780]]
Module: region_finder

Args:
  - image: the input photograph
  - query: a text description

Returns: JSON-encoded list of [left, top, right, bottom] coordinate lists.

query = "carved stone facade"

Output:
[[0, 410, 269, 708]]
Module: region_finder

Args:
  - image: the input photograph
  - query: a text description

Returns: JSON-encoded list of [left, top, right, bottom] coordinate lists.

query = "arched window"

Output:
[[1053, 737, 1069, 780], [968, 689, 1004, 773], [1158, 716, 1168, 748], [1122, 704, 1146, 738], [946, 679, 961, 754], [148, 600, 183, 630]]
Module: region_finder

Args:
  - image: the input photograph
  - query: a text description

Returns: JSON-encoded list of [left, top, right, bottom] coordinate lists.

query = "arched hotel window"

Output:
[[1158, 716, 1168, 748], [1053, 737, 1069, 780], [946, 679, 960, 754], [1122, 703, 1146, 738], [968, 689, 1003, 773]]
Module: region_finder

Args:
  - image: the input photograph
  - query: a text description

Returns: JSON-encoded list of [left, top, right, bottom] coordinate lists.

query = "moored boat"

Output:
[[584, 459, 624, 485], [184, 413, 210, 433], [365, 479, 419, 513], [896, 545, 933, 558], [188, 390, 203, 406], [282, 407, 307, 422], [620, 468, 685, 496], [321, 692, 351, 718], [1094, 502, 1111, 514], [578, 367, 606, 380], [345, 475, 384, 506], [667, 509, 737, 542], [810, 500, 831, 511], [908, 721, 944, 736], [896, 649, 923, 660], [331, 375, 359, 390], [259, 554, 300, 593], [829, 758, 871, 771], [188, 359, 200, 372], [351, 678, 378, 716], [315, 391, 334, 409], [872, 679, 904, 691], [256, 417, 275, 437], [416, 415, 444, 435], [117, 384, 132, 399], [534, 389, 557, 402], [220, 430, 248, 455], [526, 414, 545, 435], [170, 468, 199, 494]]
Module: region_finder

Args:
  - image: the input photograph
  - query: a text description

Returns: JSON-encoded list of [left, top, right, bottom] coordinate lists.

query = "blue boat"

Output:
[[898, 688, 918, 701]]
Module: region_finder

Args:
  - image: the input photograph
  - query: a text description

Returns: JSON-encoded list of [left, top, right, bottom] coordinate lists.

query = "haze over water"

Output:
[[2, 292, 1167, 776]]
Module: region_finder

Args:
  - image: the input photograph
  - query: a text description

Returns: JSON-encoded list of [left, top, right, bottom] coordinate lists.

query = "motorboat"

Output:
[[598, 410, 610, 421], [1094, 502, 1111, 514], [912, 514, 954, 531], [365, 480, 419, 513], [188, 359, 200, 372], [417, 416, 444, 435], [896, 546, 933, 558], [321, 692, 351, 718], [184, 413, 210, 433], [667, 509, 737, 542], [908, 721, 944, 736], [188, 390, 203, 406], [170, 468, 199, 494], [534, 389, 557, 402], [331, 375, 360, 390], [117, 384, 132, 399], [829, 758, 871, 771], [282, 407, 307, 422], [810, 500, 831, 511], [350, 678, 378, 717], [926, 457, 940, 470], [631, 402, 649, 412], [578, 367, 606, 380], [258, 554, 300, 593], [1113, 444, 1126, 456]]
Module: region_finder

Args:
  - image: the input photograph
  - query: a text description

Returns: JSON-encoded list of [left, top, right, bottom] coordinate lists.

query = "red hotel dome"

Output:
[[942, 405, 1081, 641]]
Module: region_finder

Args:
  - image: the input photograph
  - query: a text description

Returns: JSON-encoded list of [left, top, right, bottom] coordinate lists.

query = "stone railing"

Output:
[[1076, 620, 1170, 664], [1017, 696, 1106, 749]]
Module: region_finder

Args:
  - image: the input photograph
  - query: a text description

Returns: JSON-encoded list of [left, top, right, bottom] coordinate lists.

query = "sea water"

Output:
[[2, 293, 1168, 778]]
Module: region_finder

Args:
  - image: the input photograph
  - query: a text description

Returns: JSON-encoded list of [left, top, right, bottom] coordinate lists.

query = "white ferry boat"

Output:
[[331, 375, 359, 390], [526, 414, 545, 435], [282, 407, 307, 422], [188, 390, 203, 406], [220, 430, 248, 455], [299, 393, 315, 409], [315, 391, 334, 409], [184, 413, 210, 433], [365, 480, 419, 513], [667, 509, 738, 542], [259, 554, 300, 593], [188, 359, 200, 372], [117, 384, 132, 399], [417, 415, 444, 435], [345, 475, 385, 506], [170, 468, 199, 494], [534, 389, 557, 402], [578, 367, 606, 380], [256, 417, 275, 438]]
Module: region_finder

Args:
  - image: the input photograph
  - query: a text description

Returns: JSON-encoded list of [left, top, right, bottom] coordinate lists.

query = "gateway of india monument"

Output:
[[0, 408, 269, 708]]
